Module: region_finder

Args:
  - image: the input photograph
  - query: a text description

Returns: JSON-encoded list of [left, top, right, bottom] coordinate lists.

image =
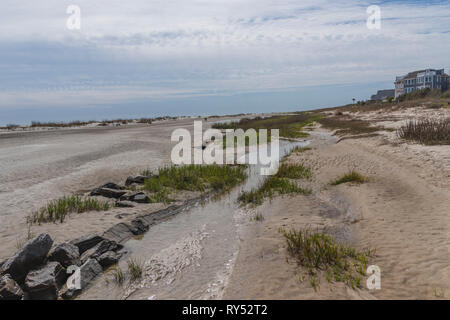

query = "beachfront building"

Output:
[[394, 68, 449, 99]]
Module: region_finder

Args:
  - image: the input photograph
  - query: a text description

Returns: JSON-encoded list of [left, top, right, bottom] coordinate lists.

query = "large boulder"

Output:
[[70, 234, 105, 254], [47, 243, 80, 268], [25, 262, 67, 300], [80, 240, 122, 265], [60, 258, 102, 299], [0, 274, 23, 300], [119, 192, 150, 203], [97, 251, 119, 269], [125, 175, 148, 186], [1, 233, 53, 283], [90, 187, 127, 199]]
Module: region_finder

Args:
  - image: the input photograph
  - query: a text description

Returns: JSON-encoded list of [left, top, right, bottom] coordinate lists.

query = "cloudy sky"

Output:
[[1, 0, 449, 124]]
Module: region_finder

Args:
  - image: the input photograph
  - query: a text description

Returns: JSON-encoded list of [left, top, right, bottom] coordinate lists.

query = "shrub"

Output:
[[331, 171, 368, 186], [397, 118, 450, 145]]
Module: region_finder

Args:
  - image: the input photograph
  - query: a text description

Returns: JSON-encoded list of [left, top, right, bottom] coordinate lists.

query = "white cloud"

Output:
[[0, 0, 449, 109]]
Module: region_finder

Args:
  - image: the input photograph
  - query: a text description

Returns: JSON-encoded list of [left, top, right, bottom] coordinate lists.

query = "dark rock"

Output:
[[70, 234, 105, 254], [131, 218, 149, 235], [25, 262, 67, 300], [90, 187, 127, 199], [120, 192, 150, 203], [1, 233, 53, 283], [47, 243, 80, 268], [0, 274, 23, 300], [97, 251, 119, 269], [80, 240, 122, 264], [100, 182, 124, 190], [79, 259, 102, 289], [125, 175, 148, 186], [103, 223, 135, 243], [115, 200, 136, 208], [60, 258, 102, 299]]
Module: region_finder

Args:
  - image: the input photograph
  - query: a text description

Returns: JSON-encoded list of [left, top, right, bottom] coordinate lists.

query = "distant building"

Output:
[[371, 89, 395, 101], [394, 68, 449, 99]]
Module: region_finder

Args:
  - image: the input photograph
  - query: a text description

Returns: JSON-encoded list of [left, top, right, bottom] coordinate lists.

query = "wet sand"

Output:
[[0, 118, 206, 260]]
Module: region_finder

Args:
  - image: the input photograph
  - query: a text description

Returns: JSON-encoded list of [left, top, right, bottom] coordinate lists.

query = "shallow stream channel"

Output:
[[79, 140, 309, 299]]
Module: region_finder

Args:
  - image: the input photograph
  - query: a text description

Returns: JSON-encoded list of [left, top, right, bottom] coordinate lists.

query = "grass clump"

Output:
[[143, 164, 247, 194], [112, 267, 125, 285], [127, 258, 144, 281], [330, 171, 368, 186], [239, 164, 312, 207], [212, 113, 322, 139], [397, 118, 450, 145], [29, 195, 111, 224], [280, 228, 375, 290], [277, 163, 311, 180]]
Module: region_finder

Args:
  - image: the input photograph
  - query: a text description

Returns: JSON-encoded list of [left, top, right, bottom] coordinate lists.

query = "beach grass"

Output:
[[127, 258, 144, 281], [330, 171, 369, 186], [238, 163, 312, 206], [143, 164, 247, 194], [112, 267, 125, 285], [212, 113, 322, 139], [28, 195, 111, 224], [276, 163, 312, 180], [280, 228, 375, 290], [397, 118, 450, 145]]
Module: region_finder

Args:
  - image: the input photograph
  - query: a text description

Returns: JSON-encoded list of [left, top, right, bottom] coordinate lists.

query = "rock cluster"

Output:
[[0, 233, 123, 300]]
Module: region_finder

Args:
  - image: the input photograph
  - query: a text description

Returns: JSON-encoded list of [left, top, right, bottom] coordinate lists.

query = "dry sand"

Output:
[[224, 108, 449, 300]]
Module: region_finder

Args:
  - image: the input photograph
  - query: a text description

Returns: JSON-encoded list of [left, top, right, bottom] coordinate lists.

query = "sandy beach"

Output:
[[224, 106, 450, 300], [0, 105, 448, 300]]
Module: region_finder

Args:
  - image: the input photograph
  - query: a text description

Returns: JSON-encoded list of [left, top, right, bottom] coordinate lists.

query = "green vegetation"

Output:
[[212, 113, 322, 139], [318, 116, 382, 136], [277, 163, 311, 180], [280, 228, 375, 290], [222, 131, 271, 148], [330, 171, 369, 186], [238, 163, 312, 206], [397, 118, 450, 145], [143, 165, 247, 195], [127, 258, 144, 281], [112, 267, 125, 285], [148, 190, 174, 204], [28, 195, 111, 224]]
